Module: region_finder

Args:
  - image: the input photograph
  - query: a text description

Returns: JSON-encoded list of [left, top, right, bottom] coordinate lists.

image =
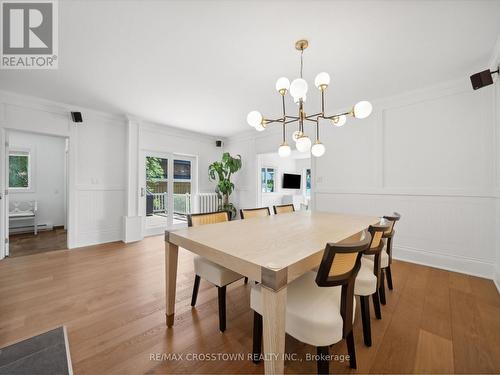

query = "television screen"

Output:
[[282, 173, 301, 189]]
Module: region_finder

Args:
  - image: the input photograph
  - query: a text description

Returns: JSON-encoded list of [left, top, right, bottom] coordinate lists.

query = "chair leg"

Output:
[[372, 291, 382, 320], [386, 266, 394, 290], [244, 277, 248, 284], [191, 275, 201, 307], [360, 296, 372, 347], [379, 269, 387, 305], [345, 330, 357, 369], [217, 286, 227, 332], [252, 312, 262, 364], [317, 346, 329, 374]]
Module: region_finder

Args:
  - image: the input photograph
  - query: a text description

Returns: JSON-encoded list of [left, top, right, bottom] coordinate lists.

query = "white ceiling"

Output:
[[1, 0, 500, 136]]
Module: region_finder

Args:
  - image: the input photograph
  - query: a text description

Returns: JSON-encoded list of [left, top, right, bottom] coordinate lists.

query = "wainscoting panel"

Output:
[[382, 89, 494, 191], [315, 192, 495, 278], [76, 188, 125, 247]]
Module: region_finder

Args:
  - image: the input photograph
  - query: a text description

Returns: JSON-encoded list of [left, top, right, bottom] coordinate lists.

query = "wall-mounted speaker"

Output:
[[470, 67, 498, 90], [71, 111, 83, 123], [215, 140, 223, 148]]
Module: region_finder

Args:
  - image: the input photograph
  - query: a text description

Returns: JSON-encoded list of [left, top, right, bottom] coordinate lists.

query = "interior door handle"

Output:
[[141, 187, 145, 197]]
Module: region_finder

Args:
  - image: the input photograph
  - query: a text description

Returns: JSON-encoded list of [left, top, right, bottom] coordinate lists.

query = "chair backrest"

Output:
[[188, 211, 230, 227], [315, 233, 371, 337], [363, 222, 391, 280], [9, 200, 37, 213], [273, 204, 295, 215], [240, 207, 270, 219], [382, 212, 401, 237], [382, 212, 401, 262]]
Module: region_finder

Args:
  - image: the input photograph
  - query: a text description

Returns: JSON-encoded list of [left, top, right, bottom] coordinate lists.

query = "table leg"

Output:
[[165, 241, 179, 327], [262, 285, 287, 374]]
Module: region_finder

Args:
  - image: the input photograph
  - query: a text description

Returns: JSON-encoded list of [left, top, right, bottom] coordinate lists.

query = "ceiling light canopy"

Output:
[[246, 40, 373, 157]]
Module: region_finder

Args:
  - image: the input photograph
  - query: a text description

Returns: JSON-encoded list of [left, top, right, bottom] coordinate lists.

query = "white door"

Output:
[[141, 152, 196, 236]]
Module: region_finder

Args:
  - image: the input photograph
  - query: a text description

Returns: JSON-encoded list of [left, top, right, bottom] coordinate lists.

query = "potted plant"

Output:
[[208, 152, 242, 218]]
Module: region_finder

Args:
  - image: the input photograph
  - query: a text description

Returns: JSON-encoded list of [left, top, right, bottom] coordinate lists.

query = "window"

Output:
[[305, 168, 311, 196], [261, 167, 275, 193], [9, 151, 31, 190]]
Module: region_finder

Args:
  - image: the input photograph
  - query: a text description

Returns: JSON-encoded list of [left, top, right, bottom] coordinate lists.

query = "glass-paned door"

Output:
[[142, 152, 196, 235], [145, 155, 169, 231], [173, 159, 192, 224]]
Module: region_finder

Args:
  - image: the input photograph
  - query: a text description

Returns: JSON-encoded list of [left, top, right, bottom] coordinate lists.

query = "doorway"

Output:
[[141, 151, 196, 236], [3, 130, 68, 257], [256, 150, 311, 211]]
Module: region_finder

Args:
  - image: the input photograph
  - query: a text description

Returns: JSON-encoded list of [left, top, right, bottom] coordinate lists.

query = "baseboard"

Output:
[[9, 223, 53, 234], [494, 266, 500, 293], [393, 245, 495, 280], [74, 229, 122, 248]]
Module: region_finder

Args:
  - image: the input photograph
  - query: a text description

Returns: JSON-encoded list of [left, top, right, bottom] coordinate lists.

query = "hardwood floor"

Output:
[[9, 228, 67, 257], [0, 235, 498, 374]]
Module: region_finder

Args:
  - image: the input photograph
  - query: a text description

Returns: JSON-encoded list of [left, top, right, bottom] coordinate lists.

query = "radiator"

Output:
[[197, 193, 221, 213]]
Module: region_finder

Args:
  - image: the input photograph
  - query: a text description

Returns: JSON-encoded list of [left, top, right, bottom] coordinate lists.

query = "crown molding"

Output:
[[0, 89, 127, 123]]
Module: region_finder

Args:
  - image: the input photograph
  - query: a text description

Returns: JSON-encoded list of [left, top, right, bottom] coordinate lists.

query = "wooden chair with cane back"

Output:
[[250, 233, 372, 374], [354, 222, 391, 347], [240, 207, 271, 219], [188, 211, 246, 332], [364, 212, 402, 304], [273, 204, 295, 214]]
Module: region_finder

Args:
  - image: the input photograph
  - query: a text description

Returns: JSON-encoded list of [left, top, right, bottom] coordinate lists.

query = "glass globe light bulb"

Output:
[[296, 135, 312, 153], [353, 101, 373, 119], [314, 72, 330, 90], [311, 141, 326, 157], [275, 77, 290, 95], [332, 114, 347, 127], [246, 110, 262, 127], [278, 143, 291, 158], [289, 78, 308, 99], [255, 122, 266, 132]]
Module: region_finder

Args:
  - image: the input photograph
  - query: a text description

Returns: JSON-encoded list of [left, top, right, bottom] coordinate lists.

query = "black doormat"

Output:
[[0, 326, 73, 375]]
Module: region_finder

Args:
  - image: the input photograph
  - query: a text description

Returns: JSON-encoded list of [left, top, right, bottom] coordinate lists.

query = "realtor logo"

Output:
[[1, 0, 58, 69]]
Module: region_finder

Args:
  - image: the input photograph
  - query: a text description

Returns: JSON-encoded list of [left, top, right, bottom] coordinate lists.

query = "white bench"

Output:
[[9, 201, 38, 235]]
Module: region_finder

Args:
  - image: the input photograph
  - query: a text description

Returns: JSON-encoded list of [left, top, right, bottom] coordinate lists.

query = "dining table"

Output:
[[164, 210, 379, 374]]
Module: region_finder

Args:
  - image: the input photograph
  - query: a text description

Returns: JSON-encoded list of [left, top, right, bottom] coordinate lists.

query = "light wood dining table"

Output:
[[164, 210, 379, 374]]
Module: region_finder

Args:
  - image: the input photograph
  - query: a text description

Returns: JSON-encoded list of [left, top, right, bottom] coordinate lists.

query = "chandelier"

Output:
[[246, 40, 373, 157]]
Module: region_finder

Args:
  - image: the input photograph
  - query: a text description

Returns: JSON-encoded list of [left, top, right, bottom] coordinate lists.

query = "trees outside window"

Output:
[[9, 151, 30, 189]]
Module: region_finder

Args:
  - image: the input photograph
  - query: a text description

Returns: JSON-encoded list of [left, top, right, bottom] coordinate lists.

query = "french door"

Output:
[[141, 151, 196, 236]]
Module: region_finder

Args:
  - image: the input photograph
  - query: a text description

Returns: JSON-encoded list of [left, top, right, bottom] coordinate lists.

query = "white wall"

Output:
[[228, 78, 498, 280], [0, 91, 127, 249], [0, 92, 225, 249], [9, 131, 66, 230], [122, 120, 224, 239], [258, 152, 310, 209], [139, 121, 223, 194]]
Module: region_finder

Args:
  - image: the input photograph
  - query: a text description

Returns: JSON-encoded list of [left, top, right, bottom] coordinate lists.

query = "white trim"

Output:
[[394, 245, 494, 280], [314, 187, 496, 199]]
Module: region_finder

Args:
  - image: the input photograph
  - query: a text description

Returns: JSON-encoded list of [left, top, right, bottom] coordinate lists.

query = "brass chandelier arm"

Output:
[[262, 116, 300, 125], [323, 110, 353, 120]]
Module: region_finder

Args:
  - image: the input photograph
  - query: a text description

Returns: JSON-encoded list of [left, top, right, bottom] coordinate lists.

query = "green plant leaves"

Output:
[[208, 152, 242, 218]]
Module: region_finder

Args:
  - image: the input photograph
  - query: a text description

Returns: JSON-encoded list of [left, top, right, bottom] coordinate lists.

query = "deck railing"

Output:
[[152, 192, 191, 215]]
